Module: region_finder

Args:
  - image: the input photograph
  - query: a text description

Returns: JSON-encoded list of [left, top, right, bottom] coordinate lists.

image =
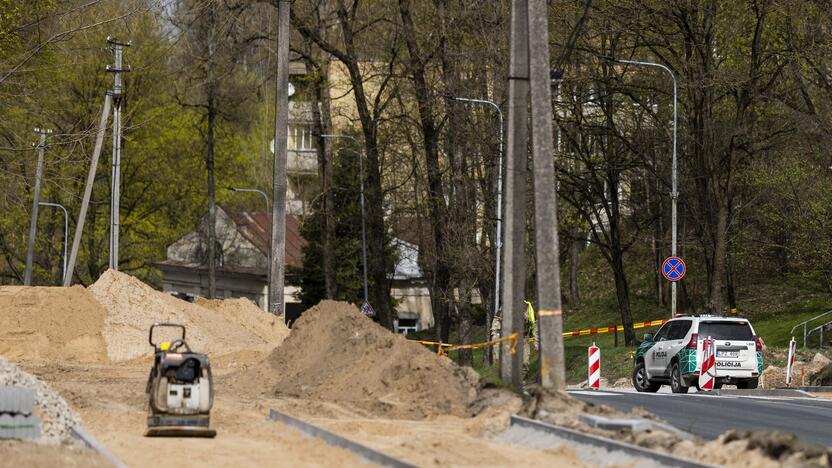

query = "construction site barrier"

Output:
[[562, 319, 667, 338], [413, 333, 520, 357]]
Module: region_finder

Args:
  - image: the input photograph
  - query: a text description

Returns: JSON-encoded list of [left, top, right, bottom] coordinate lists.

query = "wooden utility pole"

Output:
[[24, 128, 52, 285], [500, 0, 530, 390], [269, 0, 290, 317], [64, 94, 112, 286], [527, 0, 565, 389]]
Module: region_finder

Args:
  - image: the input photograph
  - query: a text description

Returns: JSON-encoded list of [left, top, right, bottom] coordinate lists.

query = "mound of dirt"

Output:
[[194, 297, 289, 348], [0, 286, 108, 363], [89, 269, 269, 361], [248, 300, 478, 419]]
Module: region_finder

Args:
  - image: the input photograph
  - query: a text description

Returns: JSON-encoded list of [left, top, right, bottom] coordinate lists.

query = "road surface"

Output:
[[568, 389, 832, 447]]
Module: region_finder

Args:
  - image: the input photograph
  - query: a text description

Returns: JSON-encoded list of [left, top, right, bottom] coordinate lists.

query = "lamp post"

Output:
[[317, 134, 369, 306], [601, 55, 678, 317], [228, 187, 270, 309], [443, 95, 504, 328], [37, 202, 68, 282]]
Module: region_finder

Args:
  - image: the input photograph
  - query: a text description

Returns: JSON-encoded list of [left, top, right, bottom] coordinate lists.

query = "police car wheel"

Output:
[[670, 363, 689, 394], [632, 361, 660, 393]]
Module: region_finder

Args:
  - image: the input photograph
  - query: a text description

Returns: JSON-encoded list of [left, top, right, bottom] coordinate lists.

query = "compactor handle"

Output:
[[149, 323, 186, 347]]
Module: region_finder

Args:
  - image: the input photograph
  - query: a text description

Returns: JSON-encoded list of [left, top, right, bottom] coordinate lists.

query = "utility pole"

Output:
[[269, 0, 290, 318], [24, 128, 52, 285], [64, 94, 112, 286], [527, 0, 565, 389], [501, 0, 530, 390], [107, 36, 130, 271]]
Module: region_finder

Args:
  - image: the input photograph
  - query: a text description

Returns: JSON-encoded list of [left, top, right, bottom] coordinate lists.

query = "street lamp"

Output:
[[228, 187, 271, 308], [38, 202, 68, 283], [443, 94, 504, 326], [601, 55, 679, 317], [316, 134, 369, 307]]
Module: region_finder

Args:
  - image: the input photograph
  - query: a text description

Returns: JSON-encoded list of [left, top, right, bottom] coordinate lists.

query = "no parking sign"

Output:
[[662, 256, 686, 282]]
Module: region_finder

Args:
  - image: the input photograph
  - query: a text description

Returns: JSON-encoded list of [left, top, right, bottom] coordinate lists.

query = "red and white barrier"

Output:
[[698, 336, 716, 391], [786, 337, 796, 386], [588, 343, 600, 390]]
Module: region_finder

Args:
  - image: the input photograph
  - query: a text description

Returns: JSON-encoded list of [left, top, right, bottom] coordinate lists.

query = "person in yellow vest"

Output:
[[522, 300, 539, 367]]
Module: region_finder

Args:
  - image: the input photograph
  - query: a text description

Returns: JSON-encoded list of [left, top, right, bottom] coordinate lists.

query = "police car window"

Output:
[[698, 322, 753, 341], [653, 323, 670, 341], [668, 320, 691, 340]]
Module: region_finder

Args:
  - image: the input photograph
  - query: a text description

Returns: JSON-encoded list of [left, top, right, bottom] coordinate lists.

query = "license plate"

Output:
[[717, 350, 739, 358]]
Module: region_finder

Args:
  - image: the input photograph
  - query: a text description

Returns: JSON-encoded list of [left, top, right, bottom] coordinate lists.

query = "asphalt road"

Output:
[[568, 390, 832, 447]]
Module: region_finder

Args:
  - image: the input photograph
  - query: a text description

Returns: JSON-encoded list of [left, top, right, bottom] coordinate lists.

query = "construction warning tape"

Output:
[[538, 309, 562, 317], [562, 319, 668, 338], [413, 333, 520, 356]]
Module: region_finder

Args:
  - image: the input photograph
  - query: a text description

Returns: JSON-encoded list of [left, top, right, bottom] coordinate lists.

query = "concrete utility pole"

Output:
[[38, 202, 68, 283], [24, 128, 52, 285], [318, 134, 369, 306], [107, 36, 130, 271], [527, 0, 565, 389], [269, 0, 290, 318], [64, 93, 112, 287], [501, 0, 530, 390]]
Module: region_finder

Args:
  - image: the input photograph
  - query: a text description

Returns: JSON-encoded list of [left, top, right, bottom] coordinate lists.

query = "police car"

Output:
[[632, 315, 763, 393]]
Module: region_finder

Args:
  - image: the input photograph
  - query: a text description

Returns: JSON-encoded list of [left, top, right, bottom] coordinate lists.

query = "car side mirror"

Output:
[[643, 333, 653, 342]]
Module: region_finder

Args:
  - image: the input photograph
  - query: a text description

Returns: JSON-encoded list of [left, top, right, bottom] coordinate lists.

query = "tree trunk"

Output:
[[568, 228, 581, 307], [206, 102, 217, 299], [707, 201, 729, 313], [309, 51, 337, 299], [612, 250, 634, 345], [399, 0, 453, 341]]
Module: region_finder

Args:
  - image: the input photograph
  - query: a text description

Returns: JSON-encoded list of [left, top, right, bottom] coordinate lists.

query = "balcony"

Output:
[[287, 148, 317, 175]]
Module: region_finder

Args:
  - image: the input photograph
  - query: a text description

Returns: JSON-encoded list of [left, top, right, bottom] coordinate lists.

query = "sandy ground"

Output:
[[0, 440, 111, 467], [19, 357, 585, 467]]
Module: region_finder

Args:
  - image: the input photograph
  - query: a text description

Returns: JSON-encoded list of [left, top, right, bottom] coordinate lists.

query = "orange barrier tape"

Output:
[[562, 319, 667, 338], [413, 333, 520, 356]]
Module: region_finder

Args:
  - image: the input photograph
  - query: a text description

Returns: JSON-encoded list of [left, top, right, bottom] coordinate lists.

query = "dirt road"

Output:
[[22, 359, 584, 467]]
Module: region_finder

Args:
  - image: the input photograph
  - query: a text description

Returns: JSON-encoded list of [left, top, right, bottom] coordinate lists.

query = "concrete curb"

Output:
[[579, 414, 694, 440], [796, 386, 832, 393], [511, 416, 713, 468], [269, 409, 414, 468], [714, 388, 815, 397], [71, 426, 126, 468]]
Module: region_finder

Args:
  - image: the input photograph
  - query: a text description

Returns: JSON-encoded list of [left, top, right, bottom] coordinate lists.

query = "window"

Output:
[[288, 124, 315, 150], [653, 323, 670, 341], [698, 321, 753, 341], [667, 320, 692, 340]]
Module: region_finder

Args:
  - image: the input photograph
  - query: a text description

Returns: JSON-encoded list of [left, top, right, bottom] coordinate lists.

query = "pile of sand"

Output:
[[89, 269, 274, 361], [195, 297, 289, 347], [0, 286, 108, 363], [249, 300, 478, 419]]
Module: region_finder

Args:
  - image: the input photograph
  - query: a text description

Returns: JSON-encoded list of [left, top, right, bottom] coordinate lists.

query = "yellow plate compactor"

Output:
[[144, 323, 216, 437]]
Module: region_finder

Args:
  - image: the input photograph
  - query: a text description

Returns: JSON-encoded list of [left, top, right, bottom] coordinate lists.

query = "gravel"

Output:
[[0, 356, 81, 445]]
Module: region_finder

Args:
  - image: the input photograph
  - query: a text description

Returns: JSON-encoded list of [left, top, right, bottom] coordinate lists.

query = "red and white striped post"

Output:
[[698, 336, 716, 391], [786, 336, 796, 386], [588, 343, 600, 390]]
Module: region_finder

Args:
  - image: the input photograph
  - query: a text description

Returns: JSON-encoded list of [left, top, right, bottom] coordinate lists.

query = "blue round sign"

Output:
[[662, 256, 686, 282]]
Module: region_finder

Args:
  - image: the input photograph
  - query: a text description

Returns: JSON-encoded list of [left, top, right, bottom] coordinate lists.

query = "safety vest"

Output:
[[524, 300, 535, 325]]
